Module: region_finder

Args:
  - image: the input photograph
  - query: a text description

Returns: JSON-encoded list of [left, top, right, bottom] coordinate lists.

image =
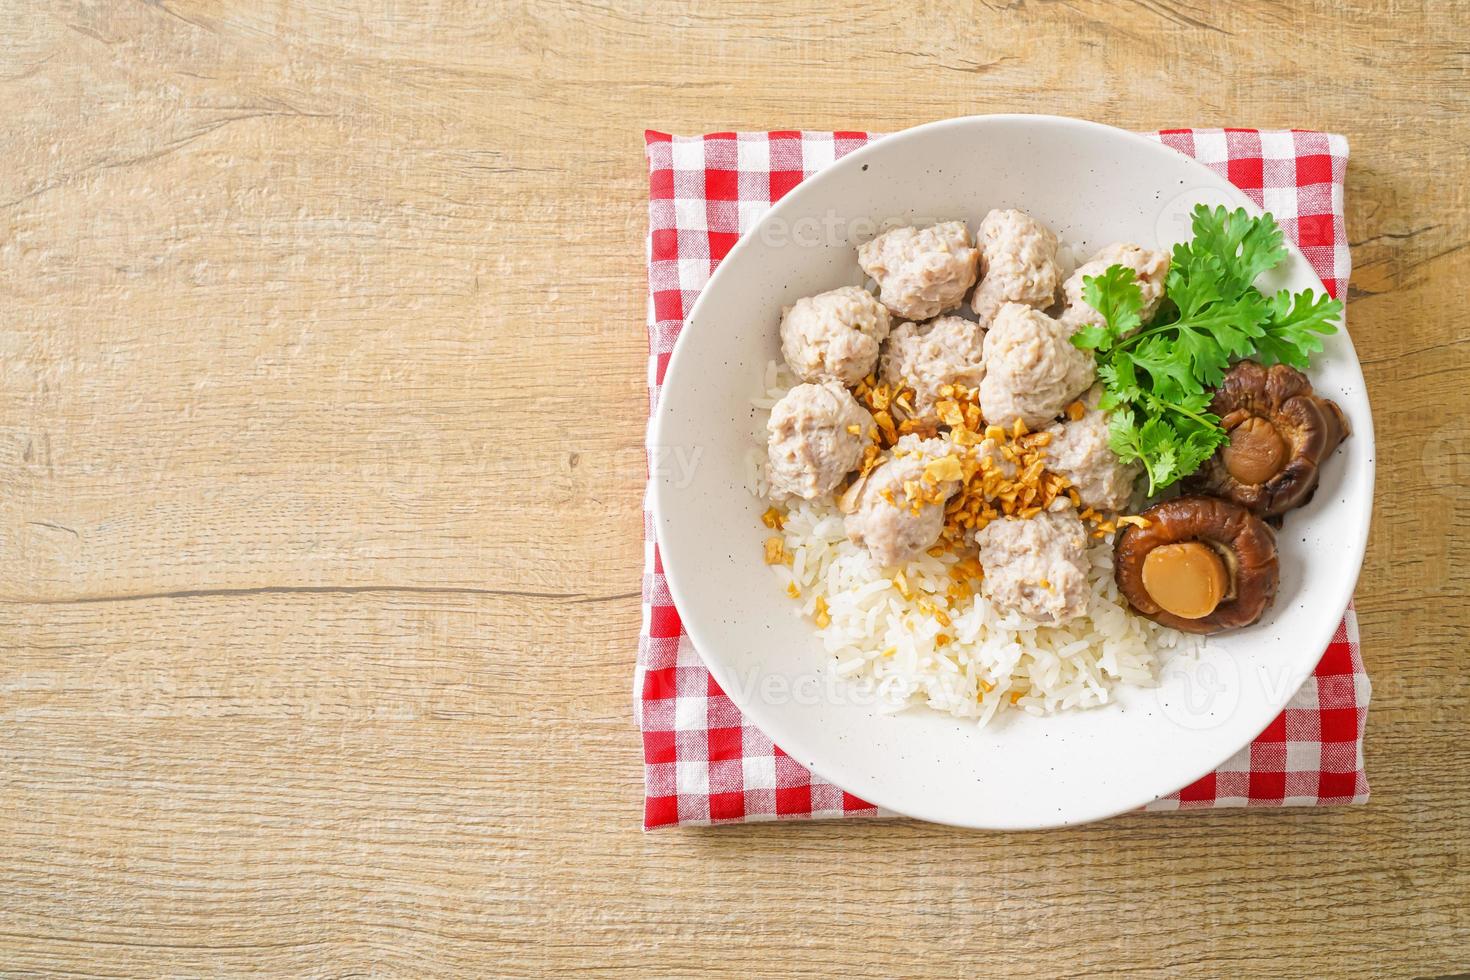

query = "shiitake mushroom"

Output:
[[1115, 496, 1279, 635], [1188, 360, 1349, 518]]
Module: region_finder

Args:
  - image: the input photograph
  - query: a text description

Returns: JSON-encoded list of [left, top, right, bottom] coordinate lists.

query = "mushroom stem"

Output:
[[1141, 541, 1228, 620], [1223, 416, 1289, 485]]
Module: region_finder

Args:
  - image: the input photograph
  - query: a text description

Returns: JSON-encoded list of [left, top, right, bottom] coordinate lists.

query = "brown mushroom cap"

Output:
[[1187, 360, 1349, 517], [1115, 495, 1280, 635]]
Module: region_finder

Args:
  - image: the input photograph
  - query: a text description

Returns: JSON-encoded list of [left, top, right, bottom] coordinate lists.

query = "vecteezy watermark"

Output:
[[714, 661, 998, 711], [644, 444, 704, 489], [1422, 419, 1469, 495], [753, 211, 948, 250], [718, 663, 883, 709], [698, 649, 1322, 729], [1153, 186, 1245, 251], [1154, 652, 1241, 731], [1153, 650, 1318, 732], [748, 182, 1298, 255]]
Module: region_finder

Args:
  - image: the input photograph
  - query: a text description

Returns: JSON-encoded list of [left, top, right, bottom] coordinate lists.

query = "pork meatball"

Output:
[[979, 304, 1096, 431], [857, 221, 980, 321], [844, 437, 961, 567], [974, 509, 1091, 625], [1042, 387, 1140, 513], [969, 209, 1063, 327], [779, 286, 891, 386], [879, 315, 987, 414], [1061, 243, 1171, 331], [766, 381, 875, 500]]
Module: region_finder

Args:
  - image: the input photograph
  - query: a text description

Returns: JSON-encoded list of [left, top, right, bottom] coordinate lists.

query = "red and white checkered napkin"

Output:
[[638, 128, 1370, 829]]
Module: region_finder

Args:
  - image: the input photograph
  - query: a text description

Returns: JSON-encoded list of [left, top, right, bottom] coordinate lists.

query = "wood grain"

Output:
[[2, 1, 1467, 976]]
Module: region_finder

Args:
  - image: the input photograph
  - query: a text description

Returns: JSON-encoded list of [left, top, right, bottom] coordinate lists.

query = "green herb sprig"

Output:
[[1070, 205, 1342, 495]]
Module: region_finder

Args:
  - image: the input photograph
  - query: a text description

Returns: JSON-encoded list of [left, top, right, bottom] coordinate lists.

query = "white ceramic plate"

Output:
[[649, 115, 1374, 829]]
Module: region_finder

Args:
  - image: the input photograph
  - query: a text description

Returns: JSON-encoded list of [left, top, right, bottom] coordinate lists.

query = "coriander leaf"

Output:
[[1096, 353, 1142, 409], [1172, 291, 1270, 383], [1069, 321, 1113, 352], [1171, 323, 1233, 389], [1166, 240, 1196, 291], [1136, 416, 1182, 496], [1138, 391, 1223, 440], [1131, 335, 1202, 402], [1171, 387, 1218, 418], [1106, 406, 1146, 465], [1189, 204, 1288, 293], [1071, 265, 1144, 350], [1164, 245, 1224, 318], [1174, 415, 1230, 477], [1254, 289, 1342, 369]]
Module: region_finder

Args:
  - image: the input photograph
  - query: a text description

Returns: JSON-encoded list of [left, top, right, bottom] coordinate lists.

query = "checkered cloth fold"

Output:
[[639, 127, 1369, 829]]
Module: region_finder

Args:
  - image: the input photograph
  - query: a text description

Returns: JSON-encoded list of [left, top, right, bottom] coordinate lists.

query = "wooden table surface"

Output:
[[3, 2, 1468, 976]]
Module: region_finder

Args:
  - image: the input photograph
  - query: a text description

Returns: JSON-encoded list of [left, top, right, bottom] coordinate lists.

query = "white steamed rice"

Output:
[[752, 359, 1201, 727]]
